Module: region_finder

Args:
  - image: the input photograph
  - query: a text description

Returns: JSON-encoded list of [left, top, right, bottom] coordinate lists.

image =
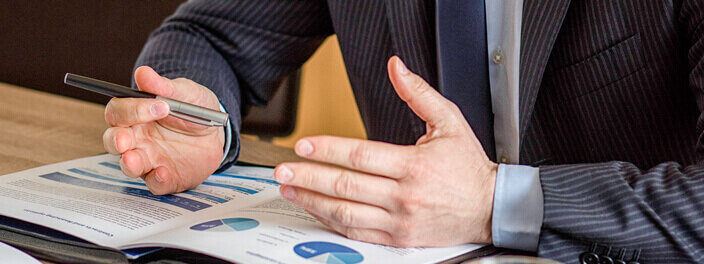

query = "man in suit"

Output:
[[100, 0, 704, 263]]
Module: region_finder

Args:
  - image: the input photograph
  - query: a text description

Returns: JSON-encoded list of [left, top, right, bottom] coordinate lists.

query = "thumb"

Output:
[[387, 56, 460, 127], [134, 66, 175, 98]]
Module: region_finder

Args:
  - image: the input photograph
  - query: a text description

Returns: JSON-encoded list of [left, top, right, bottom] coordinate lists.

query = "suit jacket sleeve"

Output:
[[133, 0, 334, 169], [536, 1, 704, 263]]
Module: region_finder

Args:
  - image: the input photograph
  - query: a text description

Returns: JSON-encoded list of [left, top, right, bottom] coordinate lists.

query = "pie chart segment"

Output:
[[332, 253, 366, 263], [223, 217, 260, 231], [205, 223, 237, 232], [294, 242, 364, 264], [190, 218, 259, 232], [189, 219, 223, 231]]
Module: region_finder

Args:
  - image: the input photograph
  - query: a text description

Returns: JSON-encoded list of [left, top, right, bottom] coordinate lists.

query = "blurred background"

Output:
[[0, 0, 366, 148]]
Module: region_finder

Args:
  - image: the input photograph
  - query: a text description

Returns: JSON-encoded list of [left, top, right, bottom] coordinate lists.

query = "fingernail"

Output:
[[155, 171, 165, 183], [151, 101, 169, 117], [282, 186, 296, 200], [295, 139, 314, 157], [396, 58, 409, 75], [275, 165, 294, 183]]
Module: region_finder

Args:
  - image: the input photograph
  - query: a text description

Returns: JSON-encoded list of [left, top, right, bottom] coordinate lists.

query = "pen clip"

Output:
[[168, 112, 223, 127]]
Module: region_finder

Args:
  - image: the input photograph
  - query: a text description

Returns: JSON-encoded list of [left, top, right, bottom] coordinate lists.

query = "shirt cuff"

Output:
[[219, 103, 233, 165], [492, 164, 543, 252]]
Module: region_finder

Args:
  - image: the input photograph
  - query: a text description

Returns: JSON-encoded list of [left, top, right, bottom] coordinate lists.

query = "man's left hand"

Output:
[[274, 56, 498, 247]]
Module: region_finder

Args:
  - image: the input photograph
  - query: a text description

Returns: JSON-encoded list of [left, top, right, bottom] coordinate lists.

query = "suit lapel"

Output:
[[382, 0, 571, 149], [519, 0, 571, 146], [384, 0, 438, 88], [383, 0, 438, 138]]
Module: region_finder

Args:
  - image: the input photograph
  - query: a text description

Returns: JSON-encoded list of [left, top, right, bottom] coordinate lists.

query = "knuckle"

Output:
[[398, 191, 422, 214], [102, 129, 118, 153], [414, 83, 434, 101], [135, 101, 150, 123], [401, 153, 426, 179], [404, 78, 429, 106], [333, 170, 357, 198], [411, 75, 427, 93], [399, 157, 415, 179], [348, 142, 371, 169], [332, 203, 355, 226], [104, 100, 118, 125], [299, 165, 317, 187], [102, 129, 113, 145]]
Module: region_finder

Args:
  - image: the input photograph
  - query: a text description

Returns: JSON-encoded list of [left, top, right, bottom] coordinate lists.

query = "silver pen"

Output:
[[64, 73, 228, 127]]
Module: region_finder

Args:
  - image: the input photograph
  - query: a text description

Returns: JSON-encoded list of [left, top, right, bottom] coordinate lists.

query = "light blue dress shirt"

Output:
[[220, 0, 543, 252], [485, 0, 543, 252]]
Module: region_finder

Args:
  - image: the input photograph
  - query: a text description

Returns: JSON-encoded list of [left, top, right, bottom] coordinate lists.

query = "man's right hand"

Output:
[[103, 66, 226, 195]]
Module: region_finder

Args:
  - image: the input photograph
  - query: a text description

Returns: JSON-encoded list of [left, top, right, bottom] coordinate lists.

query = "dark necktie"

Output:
[[436, 0, 496, 161]]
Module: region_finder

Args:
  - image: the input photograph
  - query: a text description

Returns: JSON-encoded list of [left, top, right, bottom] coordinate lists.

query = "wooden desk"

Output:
[[0, 82, 308, 263], [0, 82, 304, 176]]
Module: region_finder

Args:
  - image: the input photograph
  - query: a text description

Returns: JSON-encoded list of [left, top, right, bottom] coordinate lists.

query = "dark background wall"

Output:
[[0, 1, 304, 137], [0, 1, 184, 104]]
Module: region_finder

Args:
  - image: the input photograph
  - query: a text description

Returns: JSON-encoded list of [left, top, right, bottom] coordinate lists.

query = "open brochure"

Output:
[[0, 154, 484, 263]]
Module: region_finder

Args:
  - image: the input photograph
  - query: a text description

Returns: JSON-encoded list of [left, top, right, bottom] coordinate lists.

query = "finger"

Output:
[[387, 56, 461, 128], [281, 185, 393, 231], [134, 66, 174, 97], [104, 97, 170, 127], [102, 127, 135, 155], [119, 149, 153, 178], [275, 162, 399, 209], [133, 66, 220, 133], [293, 136, 413, 178], [143, 166, 178, 195], [311, 211, 396, 246], [135, 66, 208, 103]]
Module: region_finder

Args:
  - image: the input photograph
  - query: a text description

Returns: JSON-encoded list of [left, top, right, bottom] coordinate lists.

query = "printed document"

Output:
[[0, 154, 483, 263]]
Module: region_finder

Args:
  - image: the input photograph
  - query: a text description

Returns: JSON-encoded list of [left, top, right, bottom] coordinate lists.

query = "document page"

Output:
[[0, 154, 484, 263], [127, 197, 483, 264], [0, 154, 279, 247], [0, 241, 41, 264]]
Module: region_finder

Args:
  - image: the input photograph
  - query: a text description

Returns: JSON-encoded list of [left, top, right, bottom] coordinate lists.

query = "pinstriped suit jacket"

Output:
[[134, 0, 704, 263]]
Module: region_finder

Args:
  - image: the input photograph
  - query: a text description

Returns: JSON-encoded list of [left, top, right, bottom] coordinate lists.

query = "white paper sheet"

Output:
[[0, 242, 41, 264], [0, 154, 484, 263]]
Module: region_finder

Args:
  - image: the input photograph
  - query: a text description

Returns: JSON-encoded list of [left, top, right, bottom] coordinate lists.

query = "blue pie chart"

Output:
[[294, 242, 364, 264], [189, 218, 259, 232]]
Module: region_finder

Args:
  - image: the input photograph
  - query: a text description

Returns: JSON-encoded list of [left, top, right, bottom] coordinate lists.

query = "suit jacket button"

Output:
[[580, 252, 600, 264], [599, 255, 614, 264]]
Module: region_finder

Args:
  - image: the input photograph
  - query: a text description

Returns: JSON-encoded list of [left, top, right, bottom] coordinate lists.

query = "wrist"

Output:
[[479, 161, 498, 244]]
